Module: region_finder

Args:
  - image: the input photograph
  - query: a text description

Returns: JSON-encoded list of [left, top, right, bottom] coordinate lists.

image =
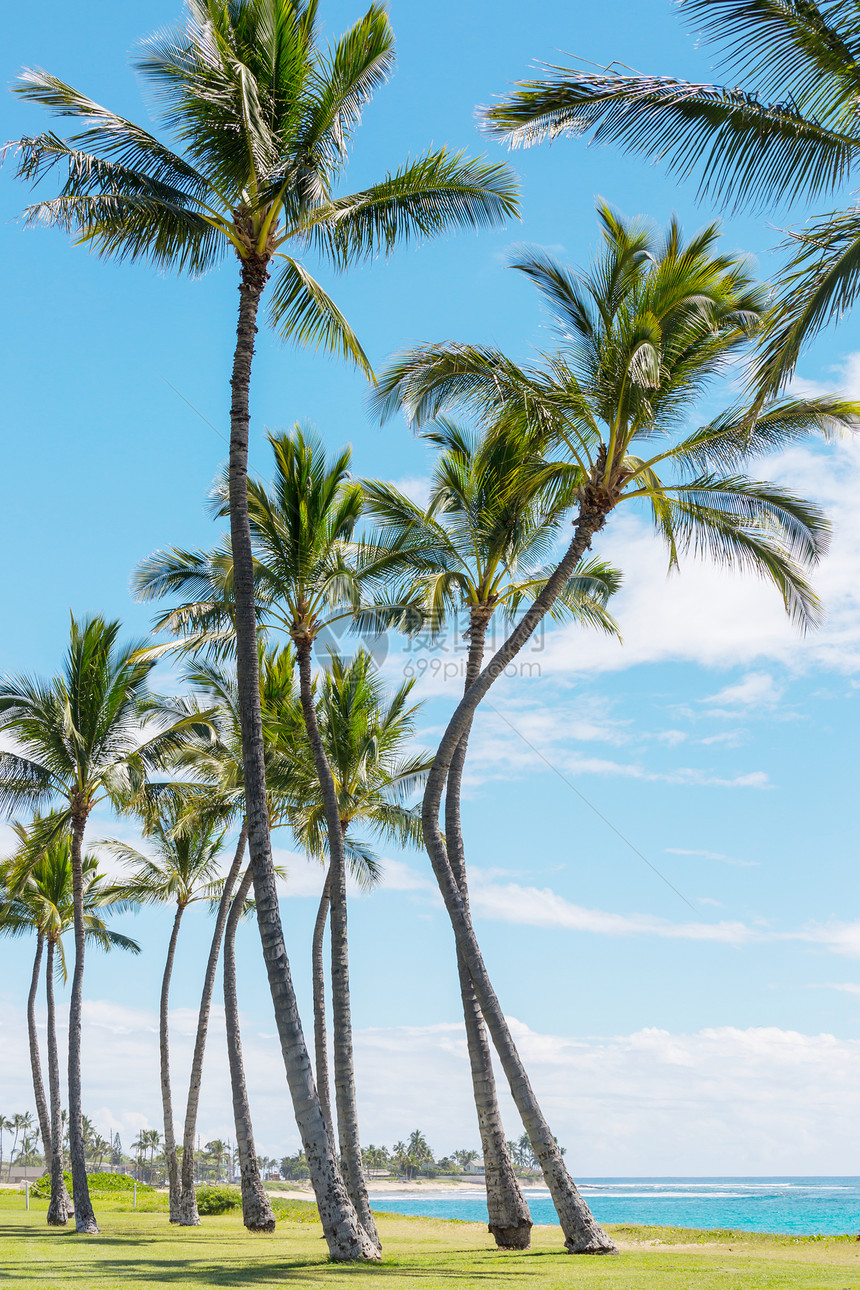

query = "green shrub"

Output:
[[196, 1184, 242, 1215], [31, 1171, 153, 1199]]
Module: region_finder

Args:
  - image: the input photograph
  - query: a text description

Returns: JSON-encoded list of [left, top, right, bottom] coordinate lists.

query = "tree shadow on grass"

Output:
[[0, 1254, 538, 1286]]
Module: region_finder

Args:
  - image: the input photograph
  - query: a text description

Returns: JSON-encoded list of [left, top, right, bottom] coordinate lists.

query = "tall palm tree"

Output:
[[271, 647, 431, 1251], [11, 2, 517, 1258], [101, 805, 226, 1222], [363, 421, 619, 1248], [136, 427, 415, 1246], [372, 205, 859, 1252], [0, 614, 206, 1234], [483, 0, 860, 396], [0, 820, 139, 1224]]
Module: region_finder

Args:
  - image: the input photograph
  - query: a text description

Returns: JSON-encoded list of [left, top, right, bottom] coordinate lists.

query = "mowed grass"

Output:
[[2, 1193, 860, 1288]]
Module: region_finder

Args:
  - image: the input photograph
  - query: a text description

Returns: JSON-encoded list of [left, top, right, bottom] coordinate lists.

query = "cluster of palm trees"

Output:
[[5, 0, 860, 1265]]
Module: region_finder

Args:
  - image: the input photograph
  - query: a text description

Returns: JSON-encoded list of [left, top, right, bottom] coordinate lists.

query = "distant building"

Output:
[[9, 1167, 42, 1182], [463, 1163, 485, 1176]]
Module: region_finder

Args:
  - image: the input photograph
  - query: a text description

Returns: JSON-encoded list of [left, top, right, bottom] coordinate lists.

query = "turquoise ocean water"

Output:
[[369, 1178, 860, 1234]]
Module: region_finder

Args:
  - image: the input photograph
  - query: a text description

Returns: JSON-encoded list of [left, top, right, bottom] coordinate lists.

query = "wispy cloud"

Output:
[[666, 848, 759, 868]]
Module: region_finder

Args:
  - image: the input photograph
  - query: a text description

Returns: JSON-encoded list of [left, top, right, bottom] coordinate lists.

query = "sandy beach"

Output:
[[267, 1177, 549, 1201]]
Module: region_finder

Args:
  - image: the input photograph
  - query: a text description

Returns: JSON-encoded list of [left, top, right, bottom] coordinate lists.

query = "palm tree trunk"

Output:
[[45, 939, 72, 1225], [26, 935, 52, 1178], [160, 903, 184, 1222], [67, 811, 98, 1234], [227, 257, 377, 1262], [224, 860, 275, 1232], [446, 614, 532, 1249], [178, 822, 248, 1225], [423, 506, 617, 1255], [312, 870, 334, 1141], [295, 640, 379, 1251]]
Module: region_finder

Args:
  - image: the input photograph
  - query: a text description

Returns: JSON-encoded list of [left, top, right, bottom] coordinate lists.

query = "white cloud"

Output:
[[524, 425, 860, 678], [389, 475, 431, 508], [666, 848, 758, 868], [5, 997, 860, 1173], [469, 877, 755, 944], [464, 705, 772, 790], [702, 672, 783, 712], [814, 982, 860, 996]]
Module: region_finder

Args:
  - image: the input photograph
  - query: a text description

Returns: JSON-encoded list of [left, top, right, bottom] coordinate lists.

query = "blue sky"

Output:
[[3, 0, 860, 1174]]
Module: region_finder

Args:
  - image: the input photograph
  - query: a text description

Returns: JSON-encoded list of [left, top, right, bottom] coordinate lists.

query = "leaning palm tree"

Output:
[[363, 421, 619, 1248], [101, 803, 227, 1223], [483, 0, 860, 396], [0, 614, 206, 1234], [0, 821, 139, 1224], [10, 2, 517, 1258], [268, 647, 431, 1249], [372, 205, 860, 1252]]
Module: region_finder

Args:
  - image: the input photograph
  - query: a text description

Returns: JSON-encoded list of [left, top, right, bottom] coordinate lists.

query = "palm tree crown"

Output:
[[0, 614, 208, 832], [482, 0, 860, 393], [13, 0, 518, 373], [374, 203, 859, 626], [1, 821, 140, 974], [363, 417, 621, 636], [135, 426, 404, 654], [276, 648, 429, 856]]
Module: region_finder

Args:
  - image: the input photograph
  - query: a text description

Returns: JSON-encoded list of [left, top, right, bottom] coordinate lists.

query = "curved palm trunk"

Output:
[[45, 939, 72, 1225], [26, 935, 52, 1176], [423, 503, 616, 1254], [160, 904, 185, 1222], [312, 871, 334, 1141], [224, 860, 275, 1232], [68, 813, 97, 1233], [228, 259, 377, 1262], [295, 641, 379, 1251], [446, 615, 532, 1249], [179, 822, 248, 1226]]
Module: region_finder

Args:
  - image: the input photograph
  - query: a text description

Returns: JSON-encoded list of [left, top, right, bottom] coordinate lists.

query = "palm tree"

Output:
[[10, 2, 517, 1259], [0, 1116, 11, 1182], [102, 805, 226, 1222], [482, 0, 860, 396], [7, 1115, 33, 1181], [0, 614, 205, 1234], [372, 205, 859, 1253], [272, 648, 431, 1251], [1, 820, 138, 1224], [222, 863, 276, 1231], [136, 427, 417, 1248], [165, 649, 299, 1232], [364, 421, 620, 1248]]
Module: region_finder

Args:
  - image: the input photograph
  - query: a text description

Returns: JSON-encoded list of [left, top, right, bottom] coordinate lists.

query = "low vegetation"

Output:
[[1, 1193, 859, 1289]]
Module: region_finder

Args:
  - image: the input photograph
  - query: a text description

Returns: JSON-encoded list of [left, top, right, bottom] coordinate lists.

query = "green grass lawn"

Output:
[[2, 1192, 860, 1288]]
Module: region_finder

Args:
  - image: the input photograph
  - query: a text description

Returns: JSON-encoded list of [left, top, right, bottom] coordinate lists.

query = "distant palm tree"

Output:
[[0, 615, 202, 1233], [483, 0, 860, 396], [364, 420, 619, 1248], [8, 1115, 32, 1178], [1, 820, 138, 1223], [0, 1116, 11, 1182], [10, 2, 516, 1260], [103, 805, 226, 1222], [373, 205, 858, 1254]]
